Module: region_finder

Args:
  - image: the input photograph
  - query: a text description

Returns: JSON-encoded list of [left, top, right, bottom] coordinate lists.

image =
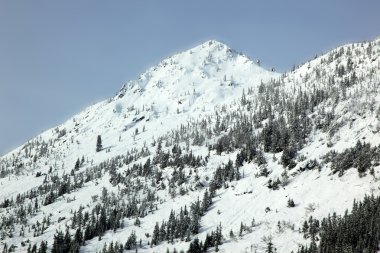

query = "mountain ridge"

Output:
[[1, 39, 278, 163], [1, 37, 380, 253]]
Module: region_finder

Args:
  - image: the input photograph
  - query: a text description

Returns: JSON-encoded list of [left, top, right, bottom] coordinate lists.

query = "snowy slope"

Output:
[[0, 40, 278, 252], [1, 37, 380, 253], [2, 40, 275, 168], [1, 40, 276, 187]]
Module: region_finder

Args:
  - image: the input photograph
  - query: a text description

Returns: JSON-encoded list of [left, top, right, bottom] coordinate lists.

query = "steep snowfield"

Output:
[[0, 40, 277, 193], [0, 40, 278, 252], [1, 38, 380, 253]]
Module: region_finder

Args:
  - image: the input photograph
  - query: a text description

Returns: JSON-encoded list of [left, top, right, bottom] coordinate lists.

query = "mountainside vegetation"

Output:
[[0, 38, 380, 253]]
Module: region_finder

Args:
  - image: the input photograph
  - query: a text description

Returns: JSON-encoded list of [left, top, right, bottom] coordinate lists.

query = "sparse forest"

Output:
[[0, 38, 380, 253]]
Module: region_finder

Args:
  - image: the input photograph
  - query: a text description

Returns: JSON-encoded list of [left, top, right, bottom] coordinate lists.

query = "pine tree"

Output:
[[281, 145, 296, 168], [152, 222, 160, 245], [201, 189, 211, 214], [229, 229, 235, 239], [239, 222, 245, 236], [134, 217, 141, 227], [190, 199, 201, 234], [287, 198, 295, 207], [215, 223, 223, 248], [63, 228, 72, 252], [74, 228, 83, 246], [31, 244, 37, 253], [187, 238, 202, 253], [96, 135, 102, 152], [38, 241, 47, 253], [74, 158, 80, 170], [266, 240, 274, 253], [51, 230, 64, 253], [125, 231, 137, 250]]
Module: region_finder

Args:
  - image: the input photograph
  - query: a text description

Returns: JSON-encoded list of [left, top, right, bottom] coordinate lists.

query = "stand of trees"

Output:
[[297, 195, 380, 253], [187, 224, 223, 253], [151, 188, 214, 246], [323, 141, 378, 176]]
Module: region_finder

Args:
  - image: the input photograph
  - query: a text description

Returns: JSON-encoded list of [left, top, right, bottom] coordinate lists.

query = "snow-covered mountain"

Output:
[[1, 37, 380, 253], [1, 40, 277, 172]]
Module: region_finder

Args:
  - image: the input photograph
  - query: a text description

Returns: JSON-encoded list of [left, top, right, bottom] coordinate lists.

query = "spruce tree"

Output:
[[266, 240, 274, 253], [96, 135, 102, 152], [152, 222, 160, 245], [74, 158, 80, 170], [38, 241, 47, 253], [287, 198, 295, 207]]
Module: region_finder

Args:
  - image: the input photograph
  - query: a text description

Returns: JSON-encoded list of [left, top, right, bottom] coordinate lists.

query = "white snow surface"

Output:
[[1, 38, 380, 253]]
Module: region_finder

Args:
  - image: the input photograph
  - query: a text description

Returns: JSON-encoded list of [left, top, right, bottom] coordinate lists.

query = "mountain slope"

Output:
[[1, 38, 380, 253], [1, 39, 276, 170]]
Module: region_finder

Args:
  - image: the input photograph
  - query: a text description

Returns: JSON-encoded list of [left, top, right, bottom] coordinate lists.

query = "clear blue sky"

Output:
[[0, 0, 379, 155]]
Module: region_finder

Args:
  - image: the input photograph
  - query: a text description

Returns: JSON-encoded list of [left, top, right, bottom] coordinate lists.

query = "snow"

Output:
[[1, 38, 380, 252]]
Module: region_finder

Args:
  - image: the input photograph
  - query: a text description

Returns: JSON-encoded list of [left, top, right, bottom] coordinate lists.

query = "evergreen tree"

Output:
[[63, 228, 72, 252], [96, 135, 103, 152], [51, 230, 65, 253], [287, 198, 295, 207], [74, 158, 80, 171], [187, 238, 202, 253], [125, 231, 137, 250], [152, 222, 160, 245], [38, 241, 47, 253], [266, 240, 274, 253]]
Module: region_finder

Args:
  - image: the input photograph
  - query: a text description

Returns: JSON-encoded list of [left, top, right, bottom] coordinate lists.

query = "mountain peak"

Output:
[[198, 39, 230, 49], [188, 39, 235, 56], [117, 39, 268, 97]]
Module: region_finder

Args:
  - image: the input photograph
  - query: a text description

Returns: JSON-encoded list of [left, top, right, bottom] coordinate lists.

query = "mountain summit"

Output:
[[1, 38, 380, 253], [117, 39, 273, 98]]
